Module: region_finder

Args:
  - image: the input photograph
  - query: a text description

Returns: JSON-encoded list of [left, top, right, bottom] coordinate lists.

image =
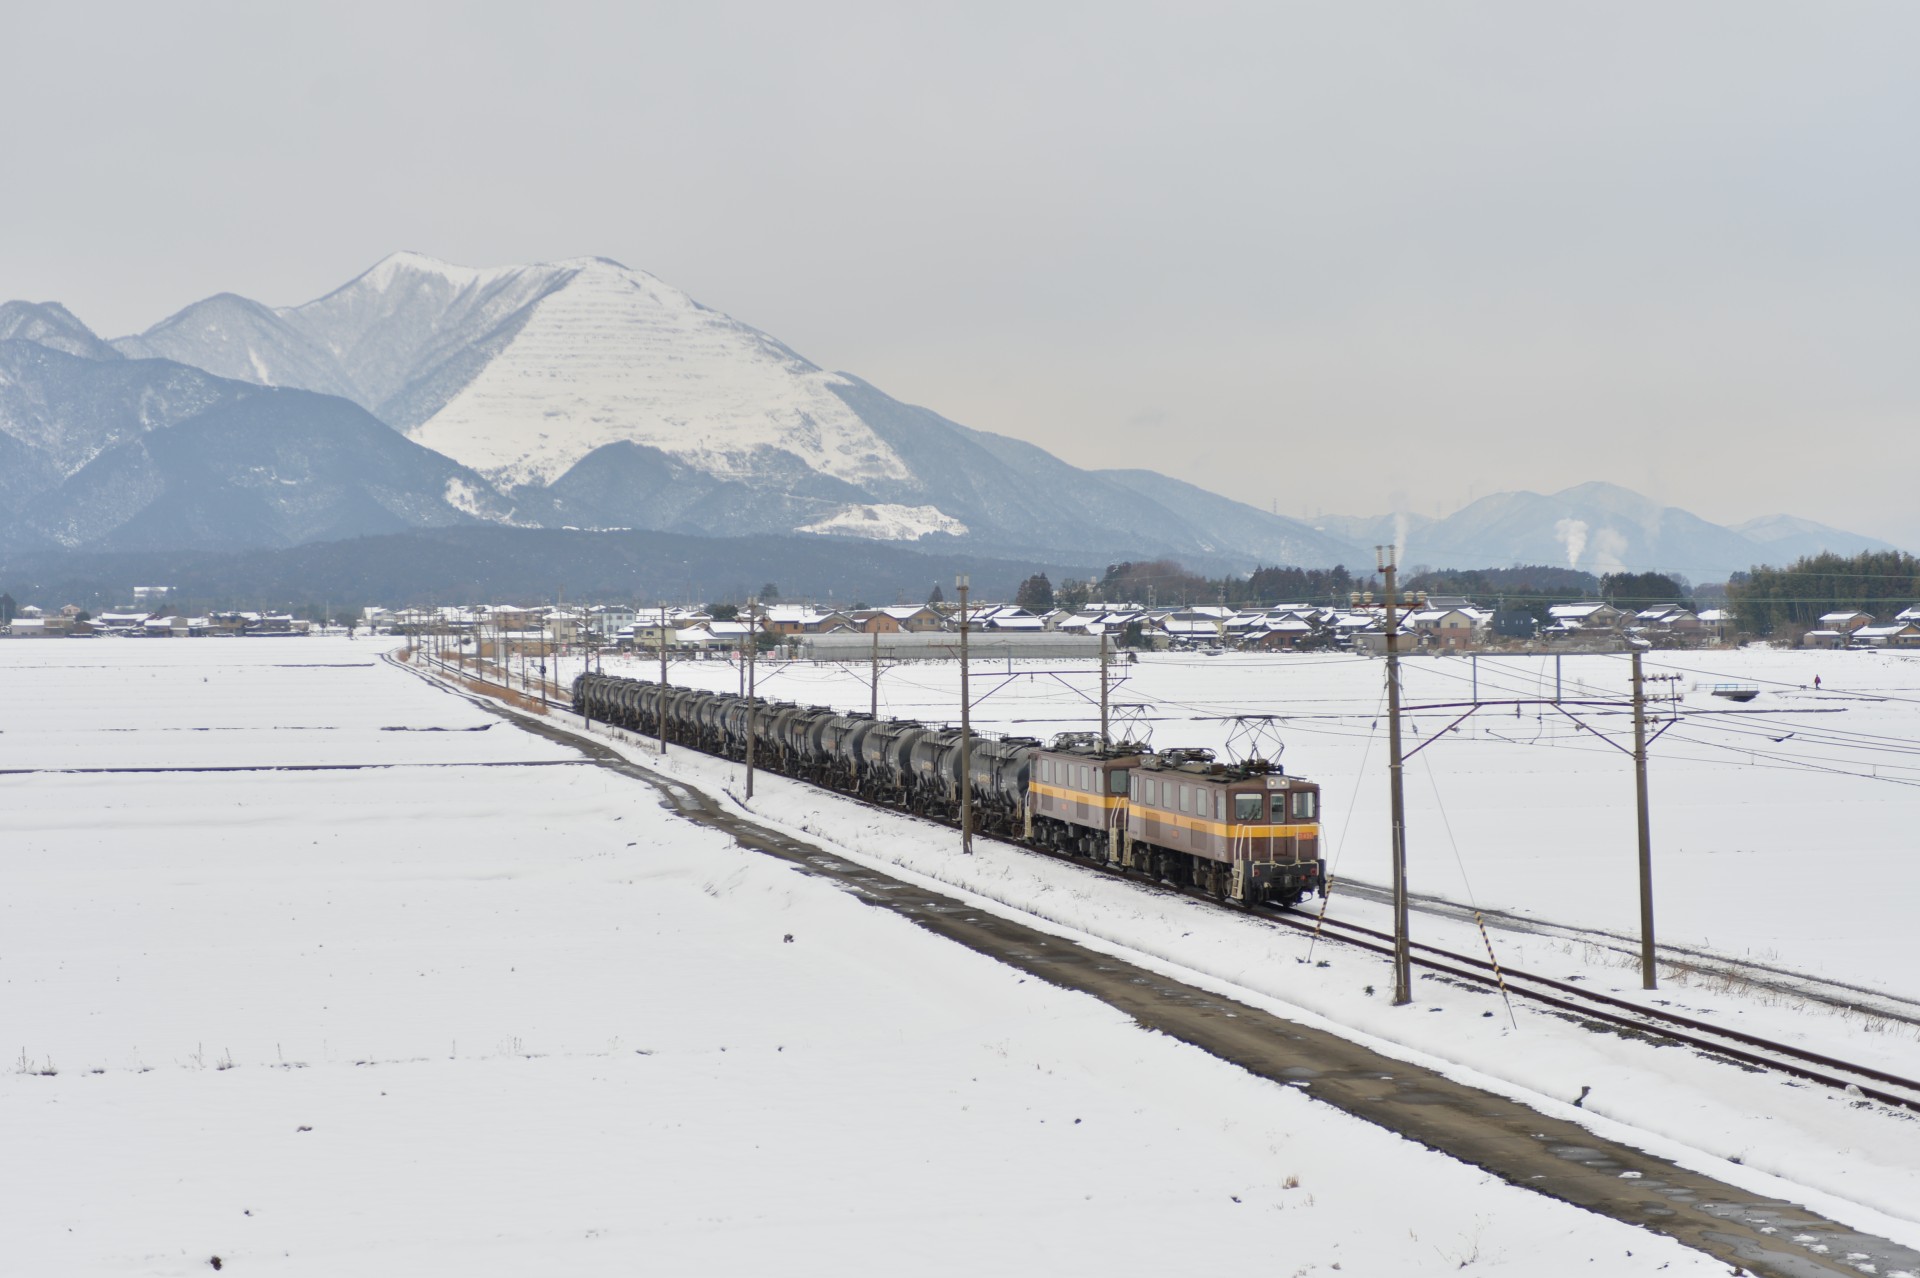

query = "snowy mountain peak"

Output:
[[405, 256, 909, 491], [336, 249, 546, 299], [0, 300, 122, 361]]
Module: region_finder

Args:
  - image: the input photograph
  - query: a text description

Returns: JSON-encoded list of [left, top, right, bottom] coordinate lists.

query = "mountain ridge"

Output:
[[3, 253, 1901, 581]]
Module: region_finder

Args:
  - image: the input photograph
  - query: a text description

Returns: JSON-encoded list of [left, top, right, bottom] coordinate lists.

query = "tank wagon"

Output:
[[571, 671, 1324, 907]]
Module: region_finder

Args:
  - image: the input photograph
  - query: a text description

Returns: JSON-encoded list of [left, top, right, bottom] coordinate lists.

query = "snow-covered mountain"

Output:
[[1323, 483, 1898, 582], [0, 335, 514, 553], [1730, 513, 1899, 567], [105, 252, 1353, 566], [118, 253, 915, 493], [11, 252, 1900, 579], [0, 301, 124, 362]]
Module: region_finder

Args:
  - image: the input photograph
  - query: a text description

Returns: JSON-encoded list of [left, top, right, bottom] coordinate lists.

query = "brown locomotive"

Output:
[[1024, 732, 1324, 906]]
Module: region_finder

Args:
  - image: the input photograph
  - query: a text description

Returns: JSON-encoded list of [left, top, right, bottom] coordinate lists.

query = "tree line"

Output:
[[1729, 550, 1920, 636]]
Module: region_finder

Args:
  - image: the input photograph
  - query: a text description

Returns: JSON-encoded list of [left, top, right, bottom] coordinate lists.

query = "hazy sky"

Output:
[[6, 2, 1916, 547]]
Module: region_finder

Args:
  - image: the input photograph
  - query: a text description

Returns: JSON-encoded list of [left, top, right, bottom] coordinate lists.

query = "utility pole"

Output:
[[581, 619, 593, 732], [657, 602, 670, 755], [1098, 628, 1111, 748], [870, 626, 881, 719], [958, 574, 973, 854], [745, 599, 758, 800], [1380, 545, 1412, 1006], [1631, 647, 1658, 990]]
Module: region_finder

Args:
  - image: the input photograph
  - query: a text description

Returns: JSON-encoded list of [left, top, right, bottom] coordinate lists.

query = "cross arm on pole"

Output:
[[1400, 705, 1484, 759], [1550, 703, 1636, 757]]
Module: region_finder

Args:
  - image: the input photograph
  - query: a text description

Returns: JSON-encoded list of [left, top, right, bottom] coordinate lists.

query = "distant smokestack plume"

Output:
[[1555, 517, 1589, 569]]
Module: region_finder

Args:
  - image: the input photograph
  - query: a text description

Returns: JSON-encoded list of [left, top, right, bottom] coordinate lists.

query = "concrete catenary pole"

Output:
[[745, 599, 759, 800], [1380, 546, 1412, 1007], [958, 575, 972, 855], [1099, 628, 1111, 749], [1631, 647, 1658, 990], [658, 603, 670, 755]]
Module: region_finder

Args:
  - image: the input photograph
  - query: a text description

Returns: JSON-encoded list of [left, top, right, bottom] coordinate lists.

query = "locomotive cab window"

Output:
[[1271, 794, 1289, 821], [1110, 770, 1127, 795], [1234, 793, 1262, 822], [1292, 791, 1317, 821]]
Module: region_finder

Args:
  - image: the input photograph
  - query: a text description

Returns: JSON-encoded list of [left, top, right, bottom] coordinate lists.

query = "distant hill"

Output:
[[0, 525, 1089, 612], [1319, 483, 1900, 583], [1730, 513, 1899, 568]]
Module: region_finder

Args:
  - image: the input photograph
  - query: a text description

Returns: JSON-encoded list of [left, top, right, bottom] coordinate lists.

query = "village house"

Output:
[[1409, 606, 1488, 651], [874, 604, 946, 632], [1697, 608, 1735, 642], [1817, 610, 1875, 635], [1546, 602, 1626, 631], [758, 605, 854, 636], [1851, 623, 1920, 649]]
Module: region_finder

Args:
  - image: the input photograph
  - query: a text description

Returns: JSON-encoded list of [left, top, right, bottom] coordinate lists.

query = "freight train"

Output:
[[572, 672, 1326, 907]]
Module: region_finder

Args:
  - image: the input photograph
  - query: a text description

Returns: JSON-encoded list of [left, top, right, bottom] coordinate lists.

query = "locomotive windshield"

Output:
[[1234, 793, 1262, 822], [1292, 791, 1317, 820], [1109, 770, 1127, 795]]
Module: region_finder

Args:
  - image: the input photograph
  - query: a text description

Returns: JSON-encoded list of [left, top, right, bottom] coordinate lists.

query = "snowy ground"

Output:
[[1, 639, 1739, 1276], [534, 641, 1920, 1241]]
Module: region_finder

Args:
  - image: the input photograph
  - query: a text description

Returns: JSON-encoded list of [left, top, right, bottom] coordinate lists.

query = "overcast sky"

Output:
[[5, 2, 1916, 547]]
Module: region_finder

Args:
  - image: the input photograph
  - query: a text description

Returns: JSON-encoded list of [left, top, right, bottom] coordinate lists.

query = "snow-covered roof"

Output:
[[1159, 618, 1227, 636], [1818, 610, 1872, 624], [1548, 602, 1618, 620]]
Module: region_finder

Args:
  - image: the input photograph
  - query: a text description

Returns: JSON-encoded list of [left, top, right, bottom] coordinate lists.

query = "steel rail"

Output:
[[1269, 911, 1920, 1109]]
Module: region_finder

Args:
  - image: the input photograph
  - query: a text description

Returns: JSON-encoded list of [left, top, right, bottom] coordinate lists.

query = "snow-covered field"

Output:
[[540, 642, 1920, 1240], [2, 639, 1743, 1275]]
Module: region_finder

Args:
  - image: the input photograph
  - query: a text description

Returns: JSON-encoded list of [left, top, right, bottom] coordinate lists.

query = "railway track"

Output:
[[432, 655, 1920, 1114], [1264, 909, 1920, 1110], [1330, 878, 1920, 1031]]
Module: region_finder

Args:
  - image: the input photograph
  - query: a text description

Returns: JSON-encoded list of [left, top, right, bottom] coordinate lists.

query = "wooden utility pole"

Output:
[[745, 600, 759, 800], [1631, 647, 1658, 990], [1380, 546, 1412, 1006], [957, 574, 973, 854], [658, 603, 669, 754], [870, 627, 881, 719]]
